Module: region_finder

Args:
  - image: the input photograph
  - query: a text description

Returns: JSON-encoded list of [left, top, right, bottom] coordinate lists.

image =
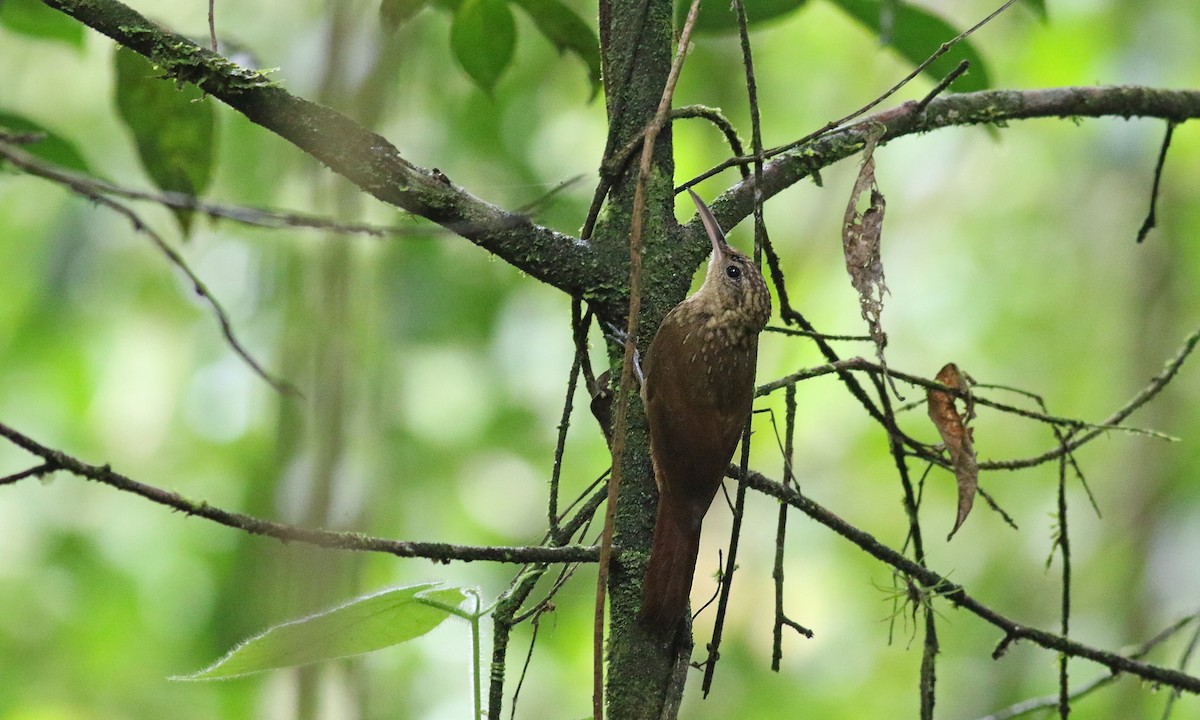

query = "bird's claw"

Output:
[[602, 321, 645, 387]]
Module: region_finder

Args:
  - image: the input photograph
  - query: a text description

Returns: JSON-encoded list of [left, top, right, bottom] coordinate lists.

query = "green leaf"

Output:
[[178, 583, 467, 681], [113, 47, 217, 235], [511, 0, 601, 98], [0, 0, 85, 48], [678, 0, 809, 34], [1020, 0, 1047, 21], [380, 0, 427, 31], [832, 0, 990, 92], [450, 0, 516, 95], [0, 112, 92, 174]]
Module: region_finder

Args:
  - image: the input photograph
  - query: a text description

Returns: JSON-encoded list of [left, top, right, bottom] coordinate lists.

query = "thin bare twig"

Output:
[[701, 0, 765, 694], [547, 299, 588, 541], [0, 141, 296, 395], [207, 0, 217, 51], [1163, 619, 1200, 718], [0, 135, 427, 238], [681, 0, 1021, 190], [757, 353, 1186, 469], [1055, 443, 1072, 718], [1137, 121, 1176, 243], [975, 613, 1200, 720], [739, 466, 1200, 695], [986, 322, 1200, 470], [764, 325, 872, 342], [915, 59, 971, 112], [772, 384, 813, 671], [0, 462, 59, 485], [0, 421, 598, 565]]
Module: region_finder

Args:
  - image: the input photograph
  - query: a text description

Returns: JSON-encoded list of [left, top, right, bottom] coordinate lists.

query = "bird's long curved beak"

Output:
[[687, 188, 729, 254]]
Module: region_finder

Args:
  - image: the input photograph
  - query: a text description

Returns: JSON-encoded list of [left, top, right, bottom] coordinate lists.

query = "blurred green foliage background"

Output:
[[2, 0, 1200, 718]]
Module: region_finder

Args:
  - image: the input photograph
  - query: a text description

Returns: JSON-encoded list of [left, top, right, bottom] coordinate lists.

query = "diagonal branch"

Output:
[[0, 421, 599, 565], [739, 467, 1200, 695], [41, 0, 598, 299]]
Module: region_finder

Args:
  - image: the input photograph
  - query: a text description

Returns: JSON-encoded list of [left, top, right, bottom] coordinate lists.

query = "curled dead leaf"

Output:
[[927, 363, 978, 540], [843, 125, 889, 363]]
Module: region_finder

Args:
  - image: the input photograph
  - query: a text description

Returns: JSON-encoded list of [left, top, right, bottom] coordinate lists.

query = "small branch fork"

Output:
[[679, 0, 1021, 192]]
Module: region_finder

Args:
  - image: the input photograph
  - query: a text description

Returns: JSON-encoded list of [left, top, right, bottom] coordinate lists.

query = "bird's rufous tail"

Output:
[[638, 500, 702, 633]]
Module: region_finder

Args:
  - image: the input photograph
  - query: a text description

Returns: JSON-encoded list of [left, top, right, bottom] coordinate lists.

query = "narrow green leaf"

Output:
[[178, 583, 467, 681], [380, 0, 427, 32], [511, 0, 601, 98], [0, 0, 85, 48], [678, 0, 809, 34], [450, 0, 516, 95], [832, 0, 991, 92], [0, 112, 92, 174], [113, 47, 217, 235]]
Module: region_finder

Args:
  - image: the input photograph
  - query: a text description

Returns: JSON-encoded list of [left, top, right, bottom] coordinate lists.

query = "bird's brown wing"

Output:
[[643, 314, 753, 531]]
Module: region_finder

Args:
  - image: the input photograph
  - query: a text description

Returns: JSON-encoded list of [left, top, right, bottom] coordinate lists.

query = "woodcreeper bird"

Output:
[[638, 190, 771, 633]]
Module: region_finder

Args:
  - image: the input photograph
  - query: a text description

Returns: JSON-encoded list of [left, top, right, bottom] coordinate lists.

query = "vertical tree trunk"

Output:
[[595, 1, 696, 717]]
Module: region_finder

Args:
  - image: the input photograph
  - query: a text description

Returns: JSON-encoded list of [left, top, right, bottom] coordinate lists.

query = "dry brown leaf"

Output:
[[927, 363, 979, 540], [843, 125, 889, 362]]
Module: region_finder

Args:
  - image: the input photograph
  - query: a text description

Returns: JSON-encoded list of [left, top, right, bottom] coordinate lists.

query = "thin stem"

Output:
[[1137, 121, 1176, 243], [701, 0, 766, 694], [471, 591, 483, 720], [1057, 447, 1072, 718]]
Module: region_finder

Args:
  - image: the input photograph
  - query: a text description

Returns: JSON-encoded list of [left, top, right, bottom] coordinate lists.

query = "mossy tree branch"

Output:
[[701, 86, 1200, 233], [40, 0, 603, 302]]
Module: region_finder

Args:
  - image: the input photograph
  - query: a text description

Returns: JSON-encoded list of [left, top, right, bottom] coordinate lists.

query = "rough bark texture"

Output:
[[590, 0, 695, 714]]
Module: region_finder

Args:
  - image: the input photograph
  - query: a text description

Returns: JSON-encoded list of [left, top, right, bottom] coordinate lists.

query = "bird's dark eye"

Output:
[[725, 265, 741, 279]]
